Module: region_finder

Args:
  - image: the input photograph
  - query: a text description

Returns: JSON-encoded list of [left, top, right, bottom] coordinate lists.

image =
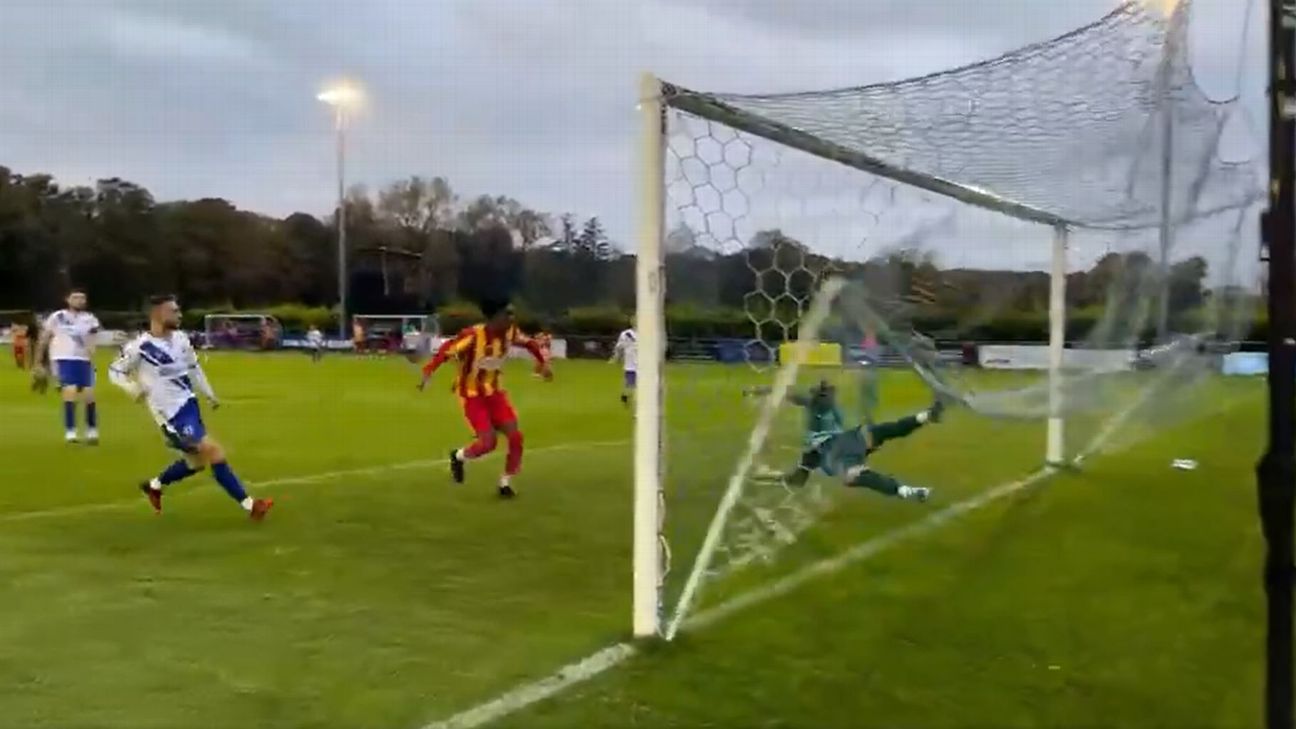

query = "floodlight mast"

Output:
[[318, 83, 362, 340]]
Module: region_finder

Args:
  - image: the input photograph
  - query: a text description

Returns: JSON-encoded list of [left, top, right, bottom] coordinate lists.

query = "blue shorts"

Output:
[[624, 370, 637, 388], [54, 359, 95, 389], [161, 399, 207, 454]]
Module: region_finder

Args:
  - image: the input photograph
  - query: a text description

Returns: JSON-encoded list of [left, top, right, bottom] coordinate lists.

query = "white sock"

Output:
[[149, 478, 163, 492], [240, 497, 254, 511], [897, 485, 916, 499], [500, 475, 511, 488], [916, 411, 930, 424], [455, 448, 466, 461]]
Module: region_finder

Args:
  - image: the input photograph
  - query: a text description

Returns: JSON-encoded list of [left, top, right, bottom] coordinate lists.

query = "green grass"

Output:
[[0, 352, 1267, 728]]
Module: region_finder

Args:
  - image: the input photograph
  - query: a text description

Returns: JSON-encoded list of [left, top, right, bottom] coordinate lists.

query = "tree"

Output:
[[377, 175, 456, 234], [0, 160, 1247, 341], [457, 225, 522, 304], [457, 194, 504, 233], [1167, 255, 1208, 312], [665, 222, 698, 255], [512, 208, 551, 249], [282, 212, 337, 306], [574, 216, 617, 261]]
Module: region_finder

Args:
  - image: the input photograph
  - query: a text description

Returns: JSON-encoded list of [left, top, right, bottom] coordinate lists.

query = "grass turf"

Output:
[[0, 352, 1266, 728]]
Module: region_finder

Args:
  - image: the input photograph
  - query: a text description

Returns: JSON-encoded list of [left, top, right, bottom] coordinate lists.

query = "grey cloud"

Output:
[[651, 0, 1119, 47], [0, 0, 1265, 266]]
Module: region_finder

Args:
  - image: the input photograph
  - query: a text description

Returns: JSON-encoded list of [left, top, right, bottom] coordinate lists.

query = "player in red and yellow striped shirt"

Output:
[[12, 323, 30, 370], [418, 299, 551, 497]]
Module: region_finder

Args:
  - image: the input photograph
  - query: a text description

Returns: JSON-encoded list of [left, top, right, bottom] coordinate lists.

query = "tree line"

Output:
[[0, 164, 1257, 341], [0, 167, 627, 317]]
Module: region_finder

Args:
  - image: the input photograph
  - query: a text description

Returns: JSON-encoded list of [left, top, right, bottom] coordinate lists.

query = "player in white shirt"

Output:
[[306, 325, 325, 363], [33, 289, 102, 444], [611, 327, 638, 406], [109, 295, 274, 521]]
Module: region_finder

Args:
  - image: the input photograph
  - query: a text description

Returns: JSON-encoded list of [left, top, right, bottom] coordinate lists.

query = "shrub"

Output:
[[563, 305, 631, 336]]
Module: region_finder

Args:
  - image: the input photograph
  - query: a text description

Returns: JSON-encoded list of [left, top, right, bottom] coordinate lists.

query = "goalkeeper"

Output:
[[757, 379, 941, 502]]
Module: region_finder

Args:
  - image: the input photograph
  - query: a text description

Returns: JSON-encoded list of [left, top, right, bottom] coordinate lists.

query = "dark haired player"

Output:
[[109, 295, 274, 520], [419, 298, 552, 498], [32, 289, 101, 443]]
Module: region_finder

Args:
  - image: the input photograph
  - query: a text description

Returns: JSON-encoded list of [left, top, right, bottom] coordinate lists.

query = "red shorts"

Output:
[[461, 392, 518, 433]]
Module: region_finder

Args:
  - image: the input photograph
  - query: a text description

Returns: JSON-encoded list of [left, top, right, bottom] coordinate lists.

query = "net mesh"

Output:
[[664, 0, 1258, 230], [652, 0, 1262, 638]]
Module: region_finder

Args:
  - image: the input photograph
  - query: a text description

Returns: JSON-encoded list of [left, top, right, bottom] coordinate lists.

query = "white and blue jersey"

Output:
[[43, 309, 100, 388], [109, 331, 217, 453], [613, 329, 638, 387]]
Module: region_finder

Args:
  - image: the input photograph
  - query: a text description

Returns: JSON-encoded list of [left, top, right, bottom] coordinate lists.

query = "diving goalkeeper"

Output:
[[756, 379, 942, 501]]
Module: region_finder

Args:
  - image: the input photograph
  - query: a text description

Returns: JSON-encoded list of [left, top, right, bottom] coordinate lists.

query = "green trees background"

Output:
[[0, 165, 1261, 340]]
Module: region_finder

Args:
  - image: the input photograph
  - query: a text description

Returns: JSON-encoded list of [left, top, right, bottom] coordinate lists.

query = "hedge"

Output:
[[88, 303, 1268, 342]]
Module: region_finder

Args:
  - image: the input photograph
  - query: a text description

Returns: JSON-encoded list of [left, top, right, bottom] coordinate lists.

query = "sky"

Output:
[[0, 0, 1266, 278]]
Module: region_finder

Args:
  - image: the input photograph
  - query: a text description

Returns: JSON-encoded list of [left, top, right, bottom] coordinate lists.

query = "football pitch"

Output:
[[0, 353, 1267, 728]]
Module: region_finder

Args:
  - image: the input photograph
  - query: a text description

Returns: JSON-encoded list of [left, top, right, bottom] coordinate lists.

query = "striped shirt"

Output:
[[422, 324, 546, 398]]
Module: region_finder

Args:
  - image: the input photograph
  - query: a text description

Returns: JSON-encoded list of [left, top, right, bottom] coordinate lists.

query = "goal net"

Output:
[[352, 314, 437, 356], [203, 314, 282, 351], [634, 0, 1262, 640]]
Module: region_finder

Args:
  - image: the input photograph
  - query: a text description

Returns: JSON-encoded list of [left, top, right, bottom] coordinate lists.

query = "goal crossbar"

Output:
[[662, 81, 1075, 229]]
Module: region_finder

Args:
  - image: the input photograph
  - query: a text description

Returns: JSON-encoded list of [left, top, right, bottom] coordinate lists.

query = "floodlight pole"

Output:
[[334, 105, 349, 341], [1260, 2, 1296, 728]]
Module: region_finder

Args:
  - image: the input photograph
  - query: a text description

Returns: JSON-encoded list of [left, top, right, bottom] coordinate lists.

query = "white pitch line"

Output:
[[418, 466, 1054, 729], [0, 438, 630, 524], [684, 467, 1052, 632], [421, 644, 640, 729]]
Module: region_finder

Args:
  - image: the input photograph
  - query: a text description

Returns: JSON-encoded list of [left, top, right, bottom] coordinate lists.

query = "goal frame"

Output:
[[351, 313, 436, 336], [203, 314, 283, 350], [632, 72, 1072, 639], [352, 314, 437, 355]]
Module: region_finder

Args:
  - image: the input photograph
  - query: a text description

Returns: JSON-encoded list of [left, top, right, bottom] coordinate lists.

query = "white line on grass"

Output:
[[419, 466, 1054, 729], [424, 644, 640, 729], [0, 438, 630, 524], [684, 468, 1052, 632]]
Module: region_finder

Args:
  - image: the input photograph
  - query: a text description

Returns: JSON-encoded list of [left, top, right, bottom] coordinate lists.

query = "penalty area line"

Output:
[[418, 466, 1054, 729]]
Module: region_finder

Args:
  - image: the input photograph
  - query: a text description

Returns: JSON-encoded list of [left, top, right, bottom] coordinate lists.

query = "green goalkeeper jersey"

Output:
[[792, 385, 873, 476], [792, 389, 847, 450]]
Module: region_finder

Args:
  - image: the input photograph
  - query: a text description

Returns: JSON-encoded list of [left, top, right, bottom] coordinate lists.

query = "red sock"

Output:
[[463, 432, 497, 460], [505, 430, 524, 476]]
